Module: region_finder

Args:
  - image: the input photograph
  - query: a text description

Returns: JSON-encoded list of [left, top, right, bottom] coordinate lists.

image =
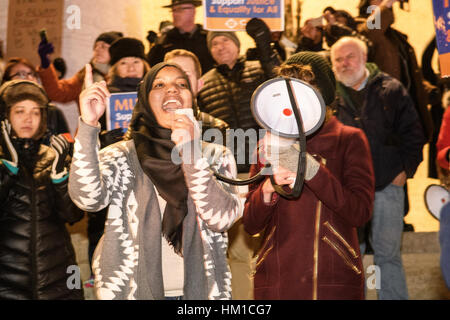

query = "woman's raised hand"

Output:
[[79, 64, 110, 127]]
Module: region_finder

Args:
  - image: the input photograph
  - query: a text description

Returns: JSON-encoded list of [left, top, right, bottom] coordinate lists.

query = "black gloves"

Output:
[[246, 18, 280, 77], [0, 119, 18, 175], [50, 134, 70, 183], [100, 128, 124, 149], [246, 17, 272, 46]]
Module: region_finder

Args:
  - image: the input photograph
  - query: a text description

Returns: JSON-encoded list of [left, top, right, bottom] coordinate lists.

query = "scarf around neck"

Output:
[[130, 62, 194, 255]]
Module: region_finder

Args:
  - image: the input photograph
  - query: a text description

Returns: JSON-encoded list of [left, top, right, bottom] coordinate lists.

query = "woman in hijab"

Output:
[[68, 62, 241, 300]]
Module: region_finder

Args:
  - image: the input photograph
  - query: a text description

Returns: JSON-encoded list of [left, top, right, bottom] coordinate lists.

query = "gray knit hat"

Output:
[[207, 31, 240, 51], [285, 51, 336, 105]]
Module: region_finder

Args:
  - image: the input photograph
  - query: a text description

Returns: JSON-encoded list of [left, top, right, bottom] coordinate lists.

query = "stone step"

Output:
[[363, 231, 450, 300], [363, 253, 450, 300], [401, 231, 440, 254]]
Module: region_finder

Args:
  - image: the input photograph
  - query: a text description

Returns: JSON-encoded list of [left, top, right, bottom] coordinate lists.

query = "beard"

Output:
[[335, 63, 367, 88]]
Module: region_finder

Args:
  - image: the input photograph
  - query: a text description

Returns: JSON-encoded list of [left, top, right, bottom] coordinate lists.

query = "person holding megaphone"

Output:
[[243, 52, 375, 300]]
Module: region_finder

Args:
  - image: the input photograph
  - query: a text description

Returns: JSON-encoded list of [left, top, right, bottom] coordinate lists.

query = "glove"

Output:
[[99, 128, 124, 149], [50, 134, 70, 183], [246, 18, 280, 74], [246, 18, 272, 45], [264, 138, 320, 184], [0, 119, 18, 175], [147, 30, 158, 44], [38, 40, 55, 69]]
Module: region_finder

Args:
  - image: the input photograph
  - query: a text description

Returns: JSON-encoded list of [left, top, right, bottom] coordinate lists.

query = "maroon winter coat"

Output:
[[243, 117, 375, 300]]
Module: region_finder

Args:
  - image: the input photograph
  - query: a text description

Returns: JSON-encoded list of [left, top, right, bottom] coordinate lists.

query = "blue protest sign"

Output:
[[106, 92, 138, 132]]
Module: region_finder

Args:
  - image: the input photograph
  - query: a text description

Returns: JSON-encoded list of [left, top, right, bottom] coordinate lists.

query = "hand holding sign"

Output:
[[79, 64, 110, 127]]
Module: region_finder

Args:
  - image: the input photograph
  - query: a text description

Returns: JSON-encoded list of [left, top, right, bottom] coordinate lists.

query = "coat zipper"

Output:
[[312, 200, 322, 300], [254, 226, 276, 273], [27, 167, 38, 299], [312, 158, 326, 300], [322, 236, 362, 275], [323, 221, 358, 258]]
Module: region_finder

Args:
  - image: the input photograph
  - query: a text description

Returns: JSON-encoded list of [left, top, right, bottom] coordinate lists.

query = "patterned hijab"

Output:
[[130, 62, 193, 255]]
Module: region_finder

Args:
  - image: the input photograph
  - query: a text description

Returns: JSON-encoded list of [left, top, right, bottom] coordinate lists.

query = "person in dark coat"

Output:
[[0, 80, 84, 300], [147, 0, 215, 75], [243, 53, 375, 300], [331, 36, 426, 300]]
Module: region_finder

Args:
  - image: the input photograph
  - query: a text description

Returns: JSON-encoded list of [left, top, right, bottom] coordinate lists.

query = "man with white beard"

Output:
[[330, 36, 426, 300]]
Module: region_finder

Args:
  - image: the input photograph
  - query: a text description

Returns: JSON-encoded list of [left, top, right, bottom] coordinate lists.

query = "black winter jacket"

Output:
[[147, 24, 215, 75], [197, 57, 274, 173], [335, 63, 426, 190], [0, 142, 84, 300]]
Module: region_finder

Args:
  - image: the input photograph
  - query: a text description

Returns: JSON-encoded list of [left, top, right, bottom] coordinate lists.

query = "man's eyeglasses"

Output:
[[10, 71, 37, 80]]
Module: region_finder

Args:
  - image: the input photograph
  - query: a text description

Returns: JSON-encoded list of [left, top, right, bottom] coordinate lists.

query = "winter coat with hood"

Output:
[[0, 81, 84, 299]]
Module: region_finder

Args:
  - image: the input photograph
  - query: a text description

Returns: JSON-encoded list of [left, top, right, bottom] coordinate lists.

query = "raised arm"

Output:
[[68, 64, 118, 212]]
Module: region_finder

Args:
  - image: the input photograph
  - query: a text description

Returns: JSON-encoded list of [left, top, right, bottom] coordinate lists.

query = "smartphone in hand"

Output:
[[39, 29, 48, 44]]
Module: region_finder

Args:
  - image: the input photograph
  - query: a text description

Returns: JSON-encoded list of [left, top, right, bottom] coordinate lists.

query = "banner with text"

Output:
[[203, 0, 284, 31], [7, 0, 63, 67], [106, 92, 138, 132], [433, 0, 450, 77]]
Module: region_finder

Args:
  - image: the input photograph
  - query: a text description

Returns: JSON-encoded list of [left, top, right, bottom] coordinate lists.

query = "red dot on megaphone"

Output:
[[283, 108, 293, 116]]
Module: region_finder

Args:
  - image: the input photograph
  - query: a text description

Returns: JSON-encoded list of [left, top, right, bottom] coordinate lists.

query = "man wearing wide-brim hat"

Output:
[[147, 0, 215, 75], [162, 0, 202, 8]]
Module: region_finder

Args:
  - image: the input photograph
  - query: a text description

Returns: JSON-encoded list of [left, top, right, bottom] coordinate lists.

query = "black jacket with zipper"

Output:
[[147, 24, 215, 75], [0, 142, 84, 300]]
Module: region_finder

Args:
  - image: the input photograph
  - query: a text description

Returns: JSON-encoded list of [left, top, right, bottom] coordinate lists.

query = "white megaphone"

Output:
[[214, 77, 326, 199], [424, 184, 450, 220]]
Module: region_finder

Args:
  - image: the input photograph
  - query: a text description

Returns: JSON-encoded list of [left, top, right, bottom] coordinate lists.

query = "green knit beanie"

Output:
[[285, 51, 336, 105]]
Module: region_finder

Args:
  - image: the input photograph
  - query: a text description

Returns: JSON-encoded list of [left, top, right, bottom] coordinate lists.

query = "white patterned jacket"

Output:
[[68, 119, 242, 300]]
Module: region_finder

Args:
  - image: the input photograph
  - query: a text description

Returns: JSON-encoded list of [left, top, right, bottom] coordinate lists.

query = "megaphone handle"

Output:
[[285, 78, 307, 198], [269, 150, 306, 199], [214, 163, 270, 186]]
